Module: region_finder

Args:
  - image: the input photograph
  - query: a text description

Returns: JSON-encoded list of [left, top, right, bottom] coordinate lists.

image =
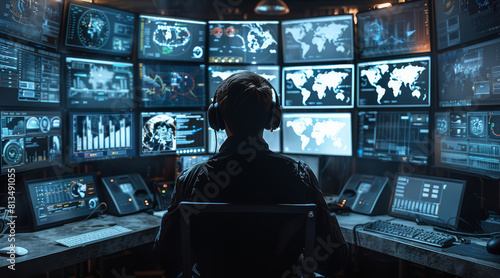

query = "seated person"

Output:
[[154, 71, 348, 277]]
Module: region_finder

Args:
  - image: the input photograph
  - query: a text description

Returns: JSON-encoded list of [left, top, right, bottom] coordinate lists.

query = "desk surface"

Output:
[[335, 213, 500, 278], [1, 209, 500, 278], [0, 213, 161, 277]]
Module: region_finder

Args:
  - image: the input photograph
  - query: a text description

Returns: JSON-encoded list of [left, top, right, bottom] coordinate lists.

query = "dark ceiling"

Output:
[[93, 0, 399, 20]]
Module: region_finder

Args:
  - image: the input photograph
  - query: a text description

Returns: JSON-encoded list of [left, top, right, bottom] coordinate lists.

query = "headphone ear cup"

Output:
[[208, 103, 225, 131], [271, 104, 282, 130]]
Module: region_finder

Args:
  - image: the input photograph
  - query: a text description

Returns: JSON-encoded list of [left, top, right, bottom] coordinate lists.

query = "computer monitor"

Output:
[[356, 0, 430, 59], [208, 127, 281, 153], [281, 15, 354, 63], [178, 155, 211, 173], [141, 111, 206, 156], [207, 65, 280, 101], [0, 39, 60, 107], [435, 0, 500, 50], [282, 113, 352, 156], [357, 111, 429, 165], [139, 62, 206, 108], [357, 56, 431, 108], [208, 20, 279, 64], [390, 174, 466, 230], [24, 175, 100, 230], [64, 1, 135, 56], [282, 64, 354, 109], [69, 112, 135, 162], [434, 111, 500, 177], [0, 0, 62, 48], [66, 57, 134, 109], [437, 37, 500, 107], [138, 15, 206, 62], [1, 111, 62, 174]]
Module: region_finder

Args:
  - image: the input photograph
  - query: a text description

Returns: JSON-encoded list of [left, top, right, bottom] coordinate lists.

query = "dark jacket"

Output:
[[154, 135, 348, 277]]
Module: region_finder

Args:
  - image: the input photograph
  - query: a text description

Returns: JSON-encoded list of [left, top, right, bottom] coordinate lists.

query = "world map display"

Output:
[[283, 113, 352, 156], [209, 21, 279, 64], [358, 57, 430, 107], [283, 65, 353, 108], [282, 15, 353, 63]]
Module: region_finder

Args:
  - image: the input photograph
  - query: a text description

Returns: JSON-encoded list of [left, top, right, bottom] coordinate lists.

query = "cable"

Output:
[[71, 202, 108, 232]]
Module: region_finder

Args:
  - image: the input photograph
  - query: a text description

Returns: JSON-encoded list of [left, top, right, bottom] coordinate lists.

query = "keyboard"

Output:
[[56, 225, 132, 247], [363, 220, 455, 248]]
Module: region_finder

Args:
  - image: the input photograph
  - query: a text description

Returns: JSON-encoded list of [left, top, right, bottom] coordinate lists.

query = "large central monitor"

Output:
[[1, 111, 62, 174], [207, 65, 280, 101], [139, 63, 206, 108], [434, 110, 500, 177], [437, 37, 500, 107], [25, 175, 100, 230], [208, 20, 279, 64], [69, 112, 135, 162], [282, 64, 354, 109], [435, 0, 500, 50], [141, 111, 206, 156], [138, 15, 206, 62], [65, 1, 135, 56], [357, 111, 429, 165], [0, 39, 61, 107], [0, 0, 63, 48], [356, 0, 430, 59], [357, 56, 431, 108], [282, 112, 352, 156], [390, 174, 466, 230], [66, 57, 134, 109], [281, 15, 354, 63]]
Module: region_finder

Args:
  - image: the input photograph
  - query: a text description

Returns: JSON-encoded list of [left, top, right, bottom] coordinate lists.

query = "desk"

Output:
[[0, 213, 161, 277], [335, 213, 500, 278]]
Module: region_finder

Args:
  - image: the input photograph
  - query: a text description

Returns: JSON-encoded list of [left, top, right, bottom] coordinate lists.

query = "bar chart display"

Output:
[[70, 113, 135, 162], [66, 57, 134, 109]]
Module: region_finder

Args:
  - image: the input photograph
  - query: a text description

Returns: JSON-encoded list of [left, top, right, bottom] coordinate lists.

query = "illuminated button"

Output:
[[110, 179, 115, 183], [163, 184, 168, 188], [128, 198, 133, 202]]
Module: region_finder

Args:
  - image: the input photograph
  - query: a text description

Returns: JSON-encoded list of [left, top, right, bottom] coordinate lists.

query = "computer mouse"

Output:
[[486, 236, 500, 255], [0, 246, 28, 256]]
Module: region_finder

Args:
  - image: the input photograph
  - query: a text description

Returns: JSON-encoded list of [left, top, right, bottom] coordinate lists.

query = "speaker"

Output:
[[337, 174, 391, 215]]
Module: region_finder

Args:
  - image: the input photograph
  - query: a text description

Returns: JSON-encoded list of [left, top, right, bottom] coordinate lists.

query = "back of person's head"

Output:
[[213, 71, 280, 136]]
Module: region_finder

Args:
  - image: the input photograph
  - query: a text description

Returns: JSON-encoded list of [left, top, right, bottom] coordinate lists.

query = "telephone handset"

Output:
[[101, 174, 153, 216], [336, 174, 391, 215]]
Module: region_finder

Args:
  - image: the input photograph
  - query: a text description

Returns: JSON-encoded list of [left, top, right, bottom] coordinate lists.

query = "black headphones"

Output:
[[208, 83, 282, 132]]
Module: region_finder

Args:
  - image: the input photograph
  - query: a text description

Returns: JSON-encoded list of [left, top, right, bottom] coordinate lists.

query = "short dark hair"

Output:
[[215, 71, 275, 136]]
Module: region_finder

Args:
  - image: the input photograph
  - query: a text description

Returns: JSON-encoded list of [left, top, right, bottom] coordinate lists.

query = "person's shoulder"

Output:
[[266, 152, 313, 173]]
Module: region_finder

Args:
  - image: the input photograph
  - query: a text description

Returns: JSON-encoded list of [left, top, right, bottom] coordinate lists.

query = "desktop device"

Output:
[[356, 0, 430, 58], [69, 112, 135, 162], [282, 64, 354, 109], [66, 57, 134, 109], [207, 65, 280, 101], [437, 37, 500, 107], [0, 0, 63, 48], [138, 15, 206, 62], [282, 112, 352, 156], [390, 174, 466, 230], [281, 15, 354, 63], [357, 56, 431, 108], [153, 181, 175, 211], [139, 62, 206, 108], [101, 174, 153, 216], [24, 175, 100, 230], [1, 111, 62, 174], [336, 174, 391, 215], [357, 111, 429, 165], [0, 39, 61, 107], [141, 111, 206, 156], [64, 1, 135, 56], [434, 110, 500, 177], [208, 20, 279, 64], [434, 0, 500, 50]]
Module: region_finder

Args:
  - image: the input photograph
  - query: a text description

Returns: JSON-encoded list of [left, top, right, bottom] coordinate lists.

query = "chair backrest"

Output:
[[179, 202, 316, 278]]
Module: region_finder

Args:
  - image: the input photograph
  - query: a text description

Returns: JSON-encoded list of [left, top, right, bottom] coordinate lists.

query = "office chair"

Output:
[[179, 202, 317, 278]]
